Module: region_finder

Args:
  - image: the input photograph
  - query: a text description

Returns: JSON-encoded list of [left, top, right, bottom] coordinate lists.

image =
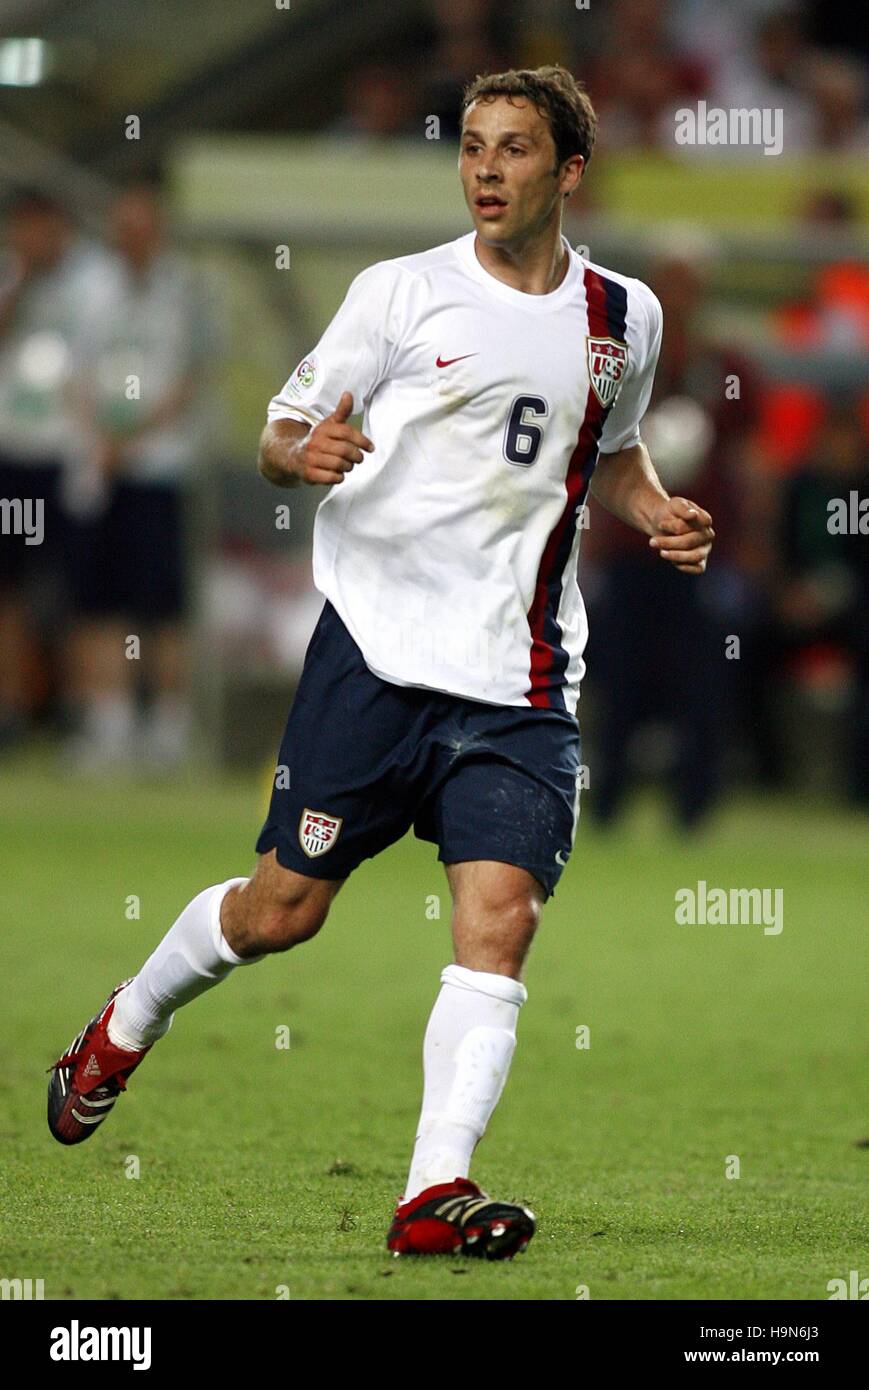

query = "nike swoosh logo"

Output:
[[436, 353, 478, 368], [555, 850, 570, 867]]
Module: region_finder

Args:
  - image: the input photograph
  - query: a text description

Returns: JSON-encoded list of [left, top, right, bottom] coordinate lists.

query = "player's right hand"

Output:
[[295, 391, 374, 485]]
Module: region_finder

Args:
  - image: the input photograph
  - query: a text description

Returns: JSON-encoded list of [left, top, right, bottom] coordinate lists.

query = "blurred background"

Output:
[[0, 0, 866, 819]]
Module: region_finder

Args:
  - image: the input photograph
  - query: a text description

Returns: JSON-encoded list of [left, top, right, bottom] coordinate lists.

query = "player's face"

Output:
[[459, 96, 581, 249]]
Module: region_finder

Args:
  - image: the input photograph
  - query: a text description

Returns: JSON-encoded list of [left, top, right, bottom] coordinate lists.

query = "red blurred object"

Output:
[[784, 641, 854, 691], [755, 384, 827, 474], [774, 261, 869, 350]]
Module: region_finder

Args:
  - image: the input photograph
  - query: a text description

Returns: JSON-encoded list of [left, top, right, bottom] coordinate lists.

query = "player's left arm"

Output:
[[589, 441, 714, 575], [590, 284, 713, 575]]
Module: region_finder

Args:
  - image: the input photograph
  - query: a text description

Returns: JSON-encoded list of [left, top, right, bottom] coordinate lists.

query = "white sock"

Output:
[[107, 878, 260, 1051], [403, 964, 527, 1203], [81, 693, 136, 756], [146, 695, 191, 766]]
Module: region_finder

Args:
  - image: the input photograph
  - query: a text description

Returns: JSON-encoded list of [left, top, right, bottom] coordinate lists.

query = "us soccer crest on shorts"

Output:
[[586, 336, 628, 408], [298, 808, 343, 857]]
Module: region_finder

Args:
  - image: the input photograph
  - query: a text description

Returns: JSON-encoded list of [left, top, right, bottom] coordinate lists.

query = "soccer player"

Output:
[[64, 185, 216, 770], [0, 193, 110, 746], [48, 66, 714, 1260]]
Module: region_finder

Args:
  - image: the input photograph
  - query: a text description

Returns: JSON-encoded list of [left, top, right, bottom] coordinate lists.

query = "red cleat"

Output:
[[387, 1177, 535, 1259], [47, 982, 151, 1146]]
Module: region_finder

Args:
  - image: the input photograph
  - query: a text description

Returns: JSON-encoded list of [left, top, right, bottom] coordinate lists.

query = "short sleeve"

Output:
[[267, 260, 405, 426], [597, 284, 663, 455]]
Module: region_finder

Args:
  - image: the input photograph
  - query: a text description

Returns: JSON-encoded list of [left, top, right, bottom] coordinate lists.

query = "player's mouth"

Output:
[[475, 193, 508, 218]]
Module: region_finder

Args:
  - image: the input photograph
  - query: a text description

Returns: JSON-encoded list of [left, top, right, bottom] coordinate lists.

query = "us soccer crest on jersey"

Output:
[[298, 809, 343, 857], [586, 337, 628, 408]]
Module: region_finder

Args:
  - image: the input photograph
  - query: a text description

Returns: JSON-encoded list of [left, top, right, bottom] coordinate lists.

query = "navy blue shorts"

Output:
[[66, 480, 187, 622], [255, 601, 582, 897]]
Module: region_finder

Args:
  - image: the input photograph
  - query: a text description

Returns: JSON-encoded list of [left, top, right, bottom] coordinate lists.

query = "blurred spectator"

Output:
[[806, 54, 868, 151], [713, 7, 818, 151], [416, 0, 512, 142], [0, 192, 109, 748], [667, 2, 869, 157], [772, 401, 869, 804], [329, 64, 420, 139], [668, 0, 791, 90], [63, 185, 218, 771], [584, 233, 763, 825], [587, 0, 707, 152], [801, 188, 861, 230]]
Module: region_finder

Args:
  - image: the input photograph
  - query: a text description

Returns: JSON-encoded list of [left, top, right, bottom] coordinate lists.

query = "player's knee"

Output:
[[502, 898, 540, 971], [459, 889, 542, 975], [496, 888, 542, 942]]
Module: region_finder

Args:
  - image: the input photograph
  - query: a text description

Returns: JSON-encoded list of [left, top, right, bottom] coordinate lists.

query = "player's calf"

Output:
[[46, 862, 341, 1146]]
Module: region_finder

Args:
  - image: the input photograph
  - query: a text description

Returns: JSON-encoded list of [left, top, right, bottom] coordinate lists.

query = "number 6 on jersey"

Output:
[[503, 394, 549, 466]]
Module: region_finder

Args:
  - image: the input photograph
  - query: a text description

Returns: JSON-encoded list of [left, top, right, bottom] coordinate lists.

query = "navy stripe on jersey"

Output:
[[526, 267, 628, 709]]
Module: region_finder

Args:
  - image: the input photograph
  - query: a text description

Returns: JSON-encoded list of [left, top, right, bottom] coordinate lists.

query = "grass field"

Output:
[[0, 759, 865, 1301]]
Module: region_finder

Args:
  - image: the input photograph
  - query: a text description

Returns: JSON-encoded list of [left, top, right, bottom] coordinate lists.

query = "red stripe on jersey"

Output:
[[526, 268, 610, 707]]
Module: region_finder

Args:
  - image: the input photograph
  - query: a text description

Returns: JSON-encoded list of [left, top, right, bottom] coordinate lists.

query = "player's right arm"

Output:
[[261, 260, 406, 488], [257, 390, 374, 488]]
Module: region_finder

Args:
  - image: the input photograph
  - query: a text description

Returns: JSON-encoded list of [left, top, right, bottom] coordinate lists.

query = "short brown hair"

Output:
[[460, 65, 597, 171]]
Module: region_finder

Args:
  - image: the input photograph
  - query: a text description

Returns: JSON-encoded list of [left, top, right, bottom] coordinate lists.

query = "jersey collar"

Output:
[[453, 231, 581, 311]]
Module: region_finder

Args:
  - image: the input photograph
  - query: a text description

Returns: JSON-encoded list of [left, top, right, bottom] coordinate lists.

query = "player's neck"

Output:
[[472, 226, 569, 297]]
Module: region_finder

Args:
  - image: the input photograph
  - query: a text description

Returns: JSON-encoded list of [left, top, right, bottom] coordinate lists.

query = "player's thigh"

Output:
[[256, 600, 431, 880], [430, 723, 581, 897]]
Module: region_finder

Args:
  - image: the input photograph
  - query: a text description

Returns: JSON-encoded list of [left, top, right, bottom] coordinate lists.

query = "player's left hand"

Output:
[[648, 496, 714, 574]]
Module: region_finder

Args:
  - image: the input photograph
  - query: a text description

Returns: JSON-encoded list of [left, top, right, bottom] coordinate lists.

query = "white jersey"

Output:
[[268, 231, 662, 713], [0, 240, 110, 463]]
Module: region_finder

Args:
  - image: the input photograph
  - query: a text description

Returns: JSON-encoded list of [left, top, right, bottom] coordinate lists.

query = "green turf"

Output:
[[0, 761, 865, 1300]]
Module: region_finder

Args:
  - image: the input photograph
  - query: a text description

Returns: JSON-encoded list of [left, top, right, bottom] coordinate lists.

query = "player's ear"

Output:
[[560, 154, 584, 199]]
